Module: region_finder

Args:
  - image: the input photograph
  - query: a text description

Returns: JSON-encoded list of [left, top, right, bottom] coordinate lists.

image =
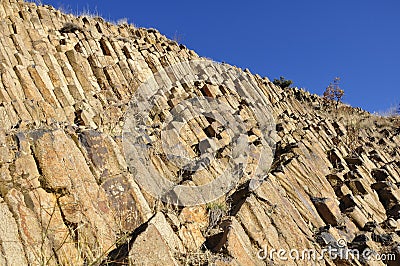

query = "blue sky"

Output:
[[39, 0, 400, 113]]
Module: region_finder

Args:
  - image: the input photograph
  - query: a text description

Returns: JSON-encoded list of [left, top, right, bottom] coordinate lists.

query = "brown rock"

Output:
[[218, 218, 263, 266], [0, 1, 398, 265], [178, 206, 208, 251], [128, 212, 184, 265], [311, 197, 342, 226], [0, 200, 28, 265], [31, 130, 73, 192], [348, 206, 369, 229]]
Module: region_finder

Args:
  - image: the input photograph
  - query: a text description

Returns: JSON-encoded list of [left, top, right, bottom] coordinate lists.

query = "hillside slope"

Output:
[[0, 1, 399, 265]]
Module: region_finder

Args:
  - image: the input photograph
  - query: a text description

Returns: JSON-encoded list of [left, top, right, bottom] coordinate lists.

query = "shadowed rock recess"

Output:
[[0, 1, 399, 265]]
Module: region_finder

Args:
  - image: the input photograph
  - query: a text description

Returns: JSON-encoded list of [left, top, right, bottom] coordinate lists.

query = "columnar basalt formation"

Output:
[[0, 1, 399, 265]]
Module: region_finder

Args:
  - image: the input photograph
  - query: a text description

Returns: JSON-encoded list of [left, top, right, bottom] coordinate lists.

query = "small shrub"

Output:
[[117, 18, 128, 25], [334, 106, 371, 155], [376, 103, 400, 117], [173, 30, 182, 44], [344, 118, 361, 153], [323, 77, 344, 109], [205, 201, 228, 233], [394, 117, 400, 131], [393, 103, 400, 116], [59, 22, 83, 33], [273, 76, 293, 89], [178, 249, 225, 265], [206, 202, 228, 212]]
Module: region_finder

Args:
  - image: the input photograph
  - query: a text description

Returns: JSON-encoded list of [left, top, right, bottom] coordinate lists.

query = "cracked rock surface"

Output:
[[0, 1, 399, 265]]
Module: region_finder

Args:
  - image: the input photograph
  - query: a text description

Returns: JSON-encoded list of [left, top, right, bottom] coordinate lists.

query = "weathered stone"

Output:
[[315, 231, 337, 246], [129, 224, 178, 265], [198, 138, 218, 154], [173, 207, 207, 251], [327, 149, 345, 170], [349, 206, 369, 229], [339, 194, 357, 212], [326, 173, 344, 188], [387, 204, 400, 219], [27, 65, 60, 107], [349, 234, 370, 251], [0, 200, 28, 265], [371, 168, 390, 181], [31, 130, 73, 192], [372, 185, 400, 211], [311, 197, 342, 226], [344, 155, 363, 166], [385, 218, 398, 229], [13, 65, 44, 102], [363, 221, 378, 232], [346, 179, 369, 195], [371, 232, 393, 245], [127, 212, 184, 265], [5, 188, 57, 265], [371, 181, 396, 191], [0, 1, 398, 265], [217, 218, 263, 266]]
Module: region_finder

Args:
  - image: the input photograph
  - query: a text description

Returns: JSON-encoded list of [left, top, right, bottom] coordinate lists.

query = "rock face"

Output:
[[0, 1, 399, 265]]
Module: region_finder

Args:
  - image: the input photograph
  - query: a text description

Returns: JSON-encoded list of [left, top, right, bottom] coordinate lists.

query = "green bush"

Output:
[[273, 76, 293, 89]]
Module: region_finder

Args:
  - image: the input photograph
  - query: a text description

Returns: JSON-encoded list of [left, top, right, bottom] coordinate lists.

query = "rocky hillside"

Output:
[[0, 1, 399, 265]]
